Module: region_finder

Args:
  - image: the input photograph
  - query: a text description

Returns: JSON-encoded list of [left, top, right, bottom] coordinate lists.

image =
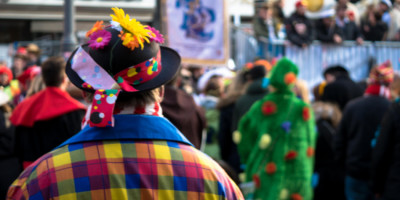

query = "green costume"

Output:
[[236, 58, 316, 200]]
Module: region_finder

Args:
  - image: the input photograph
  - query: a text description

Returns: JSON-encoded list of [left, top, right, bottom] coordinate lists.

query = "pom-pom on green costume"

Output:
[[236, 58, 316, 200]]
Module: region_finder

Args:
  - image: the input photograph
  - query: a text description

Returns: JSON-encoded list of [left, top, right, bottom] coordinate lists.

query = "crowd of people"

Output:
[[0, 4, 399, 200], [253, 0, 400, 47]]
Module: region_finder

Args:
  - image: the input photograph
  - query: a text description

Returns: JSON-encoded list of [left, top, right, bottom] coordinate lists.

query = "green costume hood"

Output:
[[268, 58, 299, 92]]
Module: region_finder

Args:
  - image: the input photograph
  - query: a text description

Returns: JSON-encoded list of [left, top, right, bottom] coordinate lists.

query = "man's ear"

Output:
[[82, 91, 91, 104], [159, 86, 165, 101]]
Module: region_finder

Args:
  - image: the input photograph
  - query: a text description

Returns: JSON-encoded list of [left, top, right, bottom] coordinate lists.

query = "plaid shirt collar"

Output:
[[58, 115, 193, 148]]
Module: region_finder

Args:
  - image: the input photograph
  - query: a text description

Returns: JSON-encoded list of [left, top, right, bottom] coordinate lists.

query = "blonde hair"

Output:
[[312, 101, 342, 128], [293, 79, 310, 104], [26, 75, 45, 98]]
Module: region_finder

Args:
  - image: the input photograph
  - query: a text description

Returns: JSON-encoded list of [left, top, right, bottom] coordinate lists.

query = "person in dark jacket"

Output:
[[372, 99, 400, 200], [312, 102, 345, 200], [335, 5, 364, 43], [316, 15, 344, 44], [10, 57, 86, 170], [321, 65, 364, 111], [232, 62, 269, 132], [335, 61, 394, 200], [285, 0, 314, 47], [161, 74, 206, 149], [361, 10, 388, 41], [217, 70, 247, 173], [0, 91, 20, 199], [253, 3, 271, 40]]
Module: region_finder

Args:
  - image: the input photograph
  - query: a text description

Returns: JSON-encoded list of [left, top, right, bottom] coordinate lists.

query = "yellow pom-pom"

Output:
[[259, 134, 271, 149], [239, 173, 246, 183], [280, 188, 289, 199], [233, 131, 242, 144]]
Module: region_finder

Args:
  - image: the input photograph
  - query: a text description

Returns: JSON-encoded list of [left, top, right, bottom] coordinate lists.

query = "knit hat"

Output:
[[66, 7, 181, 128], [254, 59, 272, 72], [268, 57, 299, 91], [0, 65, 13, 83], [369, 60, 394, 85], [26, 43, 41, 56]]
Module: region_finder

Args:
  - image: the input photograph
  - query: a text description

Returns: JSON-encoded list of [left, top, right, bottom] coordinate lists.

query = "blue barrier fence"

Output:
[[232, 27, 400, 89]]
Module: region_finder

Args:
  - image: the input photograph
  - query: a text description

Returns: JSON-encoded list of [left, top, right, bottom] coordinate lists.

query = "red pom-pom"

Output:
[[253, 174, 261, 188], [262, 101, 277, 115], [291, 193, 303, 200], [307, 147, 314, 157], [302, 107, 310, 121], [284, 72, 296, 85], [285, 150, 298, 161], [265, 162, 277, 174]]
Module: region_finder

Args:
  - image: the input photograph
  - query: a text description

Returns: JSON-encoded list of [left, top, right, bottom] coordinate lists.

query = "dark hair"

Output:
[[41, 56, 66, 87], [204, 75, 223, 97], [245, 65, 266, 81], [323, 65, 349, 78], [336, 5, 347, 11]]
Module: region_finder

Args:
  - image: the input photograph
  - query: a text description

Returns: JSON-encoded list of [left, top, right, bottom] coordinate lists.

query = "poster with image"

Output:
[[163, 0, 229, 65]]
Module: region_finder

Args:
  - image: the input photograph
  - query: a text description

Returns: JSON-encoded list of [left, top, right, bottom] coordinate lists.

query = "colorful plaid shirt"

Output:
[[7, 115, 243, 200]]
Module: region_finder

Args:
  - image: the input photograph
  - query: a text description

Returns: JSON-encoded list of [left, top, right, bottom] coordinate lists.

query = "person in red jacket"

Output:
[[10, 56, 86, 169]]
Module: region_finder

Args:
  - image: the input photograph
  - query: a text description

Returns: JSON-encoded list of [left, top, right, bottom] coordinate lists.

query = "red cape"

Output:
[[10, 87, 86, 127]]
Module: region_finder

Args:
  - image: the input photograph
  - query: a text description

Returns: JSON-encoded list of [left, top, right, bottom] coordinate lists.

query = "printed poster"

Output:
[[163, 0, 229, 65]]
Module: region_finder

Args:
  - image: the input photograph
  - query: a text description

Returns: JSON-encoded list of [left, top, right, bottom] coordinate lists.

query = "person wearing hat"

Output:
[[253, 2, 275, 57], [335, 60, 394, 200], [26, 43, 41, 66], [0, 64, 20, 101], [232, 60, 270, 133], [315, 11, 344, 44], [286, 0, 314, 48], [379, 0, 392, 26], [225, 61, 269, 174], [7, 8, 243, 199], [235, 58, 316, 200]]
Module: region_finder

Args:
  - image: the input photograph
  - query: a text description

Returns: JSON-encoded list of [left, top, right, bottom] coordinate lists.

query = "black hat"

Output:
[[66, 7, 181, 127]]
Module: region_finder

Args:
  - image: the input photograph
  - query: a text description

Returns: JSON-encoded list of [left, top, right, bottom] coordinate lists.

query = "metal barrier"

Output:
[[232, 27, 400, 88]]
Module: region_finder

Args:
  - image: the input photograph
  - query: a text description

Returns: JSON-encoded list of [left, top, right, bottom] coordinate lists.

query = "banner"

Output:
[[163, 0, 229, 65]]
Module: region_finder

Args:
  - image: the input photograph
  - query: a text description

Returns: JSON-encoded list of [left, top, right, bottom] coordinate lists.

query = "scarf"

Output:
[[81, 102, 163, 129], [365, 84, 391, 99]]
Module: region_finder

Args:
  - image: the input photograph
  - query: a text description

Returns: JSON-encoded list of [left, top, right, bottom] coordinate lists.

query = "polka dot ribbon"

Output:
[[88, 89, 120, 127], [71, 47, 162, 127]]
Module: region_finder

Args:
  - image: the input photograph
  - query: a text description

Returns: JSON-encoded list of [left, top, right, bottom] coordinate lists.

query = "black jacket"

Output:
[[335, 96, 390, 180], [232, 79, 268, 132], [322, 75, 364, 111], [361, 20, 388, 41], [14, 110, 84, 168], [314, 119, 345, 200], [372, 101, 400, 199], [337, 20, 362, 40], [0, 108, 20, 199], [316, 19, 344, 43], [285, 12, 314, 47]]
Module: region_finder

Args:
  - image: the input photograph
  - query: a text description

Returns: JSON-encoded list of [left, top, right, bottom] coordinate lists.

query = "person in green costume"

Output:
[[235, 57, 316, 200]]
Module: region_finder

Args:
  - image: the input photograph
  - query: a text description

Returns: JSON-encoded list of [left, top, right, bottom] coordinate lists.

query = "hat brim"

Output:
[[66, 46, 181, 96]]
